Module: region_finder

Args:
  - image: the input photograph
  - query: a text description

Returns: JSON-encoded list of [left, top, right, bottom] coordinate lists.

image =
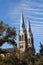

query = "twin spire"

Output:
[[27, 19, 32, 37], [20, 12, 32, 36], [20, 13, 26, 34]]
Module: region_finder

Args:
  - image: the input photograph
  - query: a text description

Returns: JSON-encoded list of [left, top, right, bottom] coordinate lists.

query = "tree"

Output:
[[39, 42, 43, 55], [0, 21, 17, 47]]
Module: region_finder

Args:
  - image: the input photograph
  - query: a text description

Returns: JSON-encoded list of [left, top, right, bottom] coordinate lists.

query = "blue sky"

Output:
[[0, 0, 43, 53]]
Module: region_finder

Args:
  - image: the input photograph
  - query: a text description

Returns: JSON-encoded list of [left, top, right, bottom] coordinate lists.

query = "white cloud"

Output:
[[31, 11, 43, 15], [30, 16, 43, 20], [6, 0, 43, 38], [25, 1, 43, 7]]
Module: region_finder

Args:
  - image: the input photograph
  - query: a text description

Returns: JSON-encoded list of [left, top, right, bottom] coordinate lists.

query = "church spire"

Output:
[[27, 19, 32, 37], [20, 12, 26, 34]]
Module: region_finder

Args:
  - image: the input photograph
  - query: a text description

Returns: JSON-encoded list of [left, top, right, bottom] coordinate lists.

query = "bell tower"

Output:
[[18, 13, 35, 54], [18, 13, 27, 53], [27, 19, 35, 53]]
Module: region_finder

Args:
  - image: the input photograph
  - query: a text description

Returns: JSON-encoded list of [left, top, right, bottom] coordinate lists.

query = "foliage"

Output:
[[39, 42, 43, 55], [0, 21, 17, 47], [0, 21, 43, 65], [0, 50, 43, 65]]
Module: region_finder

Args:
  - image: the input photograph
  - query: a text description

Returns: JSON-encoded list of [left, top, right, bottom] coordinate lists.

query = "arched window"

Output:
[[19, 36, 21, 41], [28, 39, 30, 43], [22, 35, 23, 41], [20, 45, 23, 48]]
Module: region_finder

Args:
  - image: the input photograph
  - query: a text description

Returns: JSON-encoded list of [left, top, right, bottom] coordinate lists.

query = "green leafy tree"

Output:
[[39, 42, 43, 55], [0, 21, 17, 47]]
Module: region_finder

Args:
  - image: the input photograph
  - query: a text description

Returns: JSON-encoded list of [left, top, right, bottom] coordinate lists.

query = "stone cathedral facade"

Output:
[[18, 13, 35, 53]]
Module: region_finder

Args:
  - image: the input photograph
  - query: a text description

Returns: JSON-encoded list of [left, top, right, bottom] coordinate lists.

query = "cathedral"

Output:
[[18, 13, 35, 53]]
